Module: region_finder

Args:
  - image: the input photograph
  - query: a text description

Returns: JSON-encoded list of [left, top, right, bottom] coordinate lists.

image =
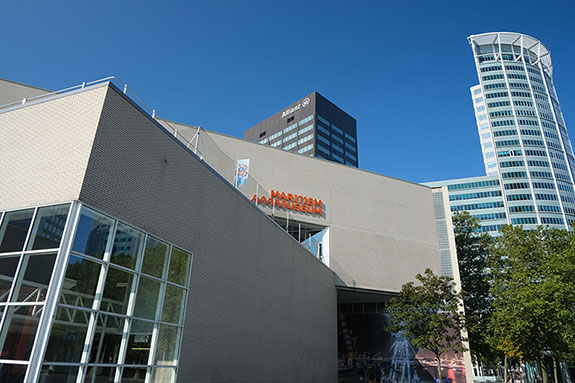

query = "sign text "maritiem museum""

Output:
[[251, 189, 323, 216]]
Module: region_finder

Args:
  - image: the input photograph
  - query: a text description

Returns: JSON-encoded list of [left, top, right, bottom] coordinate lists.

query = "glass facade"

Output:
[[256, 112, 359, 167], [259, 114, 318, 157], [0, 203, 193, 383], [470, 32, 575, 230], [315, 114, 358, 167]]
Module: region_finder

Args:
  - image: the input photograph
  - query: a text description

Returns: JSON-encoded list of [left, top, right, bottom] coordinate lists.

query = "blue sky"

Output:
[[2, 1, 574, 183]]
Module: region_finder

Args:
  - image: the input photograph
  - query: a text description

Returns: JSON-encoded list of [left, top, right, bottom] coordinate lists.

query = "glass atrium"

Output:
[[0, 202, 193, 383]]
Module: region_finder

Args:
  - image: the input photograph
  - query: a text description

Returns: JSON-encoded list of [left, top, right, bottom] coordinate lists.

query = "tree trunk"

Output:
[[504, 355, 507, 383], [541, 360, 549, 383], [553, 358, 559, 383], [437, 356, 443, 383]]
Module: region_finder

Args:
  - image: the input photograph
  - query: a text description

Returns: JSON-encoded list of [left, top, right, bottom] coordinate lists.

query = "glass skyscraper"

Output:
[[427, 32, 575, 234]]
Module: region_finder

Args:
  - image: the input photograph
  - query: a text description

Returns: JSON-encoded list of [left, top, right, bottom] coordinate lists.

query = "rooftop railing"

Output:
[[0, 76, 201, 150]]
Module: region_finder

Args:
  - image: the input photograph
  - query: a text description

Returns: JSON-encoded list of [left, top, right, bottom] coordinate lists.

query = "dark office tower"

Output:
[[244, 92, 359, 167]]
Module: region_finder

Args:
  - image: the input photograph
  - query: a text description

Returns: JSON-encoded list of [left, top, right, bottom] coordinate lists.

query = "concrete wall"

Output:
[[0, 85, 108, 210], [189, 130, 442, 293], [0, 78, 49, 107], [80, 85, 337, 383]]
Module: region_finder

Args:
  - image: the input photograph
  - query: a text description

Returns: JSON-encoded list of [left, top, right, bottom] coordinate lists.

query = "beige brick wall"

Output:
[[0, 85, 108, 210]]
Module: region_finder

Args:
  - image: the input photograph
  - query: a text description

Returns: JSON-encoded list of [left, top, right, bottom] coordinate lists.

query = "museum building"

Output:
[[0, 78, 470, 383]]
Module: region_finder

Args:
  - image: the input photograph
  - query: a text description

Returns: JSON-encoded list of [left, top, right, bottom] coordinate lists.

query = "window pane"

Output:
[[110, 223, 144, 270], [133, 277, 162, 320], [154, 325, 180, 366], [0, 255, 20, 303], [0, 209, 34, 253], [124, 319, 154, 365], [152, 367, 176, 383], [59, 255, 102, 309], [85, 366, 117, 382], [167, 247, 191, 286], [0, 364, 27, 383], [141, 236, 169, 278], [0, 305, 42, 360], [27, 204, 70, 250], [101, 267, 135, 315], [39, 365, 80, 383], [44, 307, 91, 363], [12, 253, 57, 303], [89, 313, 126, 364], [161, 285, 186, 324], [72, 209, 114, 259], [122, 367, 148, 383]]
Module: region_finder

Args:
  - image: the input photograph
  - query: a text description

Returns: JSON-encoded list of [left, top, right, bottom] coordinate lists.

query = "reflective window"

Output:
[[89, 313, 126, 364], [85, 366, 117, 382], [27, 204, 70, 250], [161, 285, 186, 324], [152, 367, 176, 383], [0, 305, 42, 360], [122, 367, 148, 383], [0, 364, 27, 383], [141, 236, 169, 278], [73, 209, 114, 259], [11, 253, 57, 302], [155, 325, 181, 366], [102, 267, 135, 315], [344, 133, 356, 143], [317, 114, 330, 126], [124, 319, 154, 364], [59, 255, 102, 309], [0, 209, 34, 253], [36, 205, 194, 383], [0, 255, 20, 302], [110, 223, 144, 270], [44, 307, 91, 363], [332, 153, 344, 163], [168, 247, 191, 286], [39, 365, 80, 382], [133, 277, 162, 320], [331, 124, 344, 136]]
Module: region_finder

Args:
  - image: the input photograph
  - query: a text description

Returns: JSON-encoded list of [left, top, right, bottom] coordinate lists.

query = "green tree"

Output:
[[387, 268, 467, 381], [488, 225, 575, 383], [452, 212, 495, 364]]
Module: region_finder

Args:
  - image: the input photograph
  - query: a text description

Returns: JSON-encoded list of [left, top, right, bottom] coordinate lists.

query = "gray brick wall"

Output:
[[80, 85, 337, 382]]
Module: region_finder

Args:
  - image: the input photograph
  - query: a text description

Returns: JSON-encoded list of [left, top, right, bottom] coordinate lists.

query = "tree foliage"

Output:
[[452, 212, 495, 364], [387, 268, 467, 380], [488, 225, 575, 366]]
